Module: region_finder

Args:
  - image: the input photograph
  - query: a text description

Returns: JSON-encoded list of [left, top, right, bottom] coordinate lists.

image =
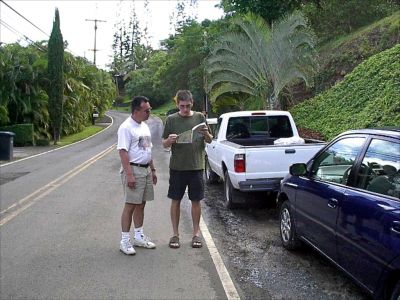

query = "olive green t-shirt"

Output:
[[162, 112, 206, 171]]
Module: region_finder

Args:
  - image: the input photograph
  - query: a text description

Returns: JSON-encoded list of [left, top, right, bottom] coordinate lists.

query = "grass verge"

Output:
[[55, 125, 104, 146]]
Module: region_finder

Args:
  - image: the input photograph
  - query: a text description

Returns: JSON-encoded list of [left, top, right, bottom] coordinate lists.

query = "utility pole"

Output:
[[85, 18, 106, 66]]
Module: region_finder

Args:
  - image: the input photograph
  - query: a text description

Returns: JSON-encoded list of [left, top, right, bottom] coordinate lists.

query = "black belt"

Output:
[[130, 162, 149, 168]]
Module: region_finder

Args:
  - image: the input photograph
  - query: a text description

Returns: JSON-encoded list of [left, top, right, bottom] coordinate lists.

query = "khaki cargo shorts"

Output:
[[120, 166, 154, 204]]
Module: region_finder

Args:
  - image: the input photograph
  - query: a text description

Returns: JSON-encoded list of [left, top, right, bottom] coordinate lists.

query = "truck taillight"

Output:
[[234, 154, 246, 173]]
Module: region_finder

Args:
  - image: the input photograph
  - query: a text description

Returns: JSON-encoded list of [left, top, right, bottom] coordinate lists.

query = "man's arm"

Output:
[[149, 159, 157, 185], [119, 149, 136, 189], [204, 130, 213, 144], [199, 125, 213, 144]]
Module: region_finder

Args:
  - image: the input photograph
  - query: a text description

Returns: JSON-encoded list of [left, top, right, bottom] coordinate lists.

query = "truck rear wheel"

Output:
[[224, 171, 237, 209], [205, 157, 219, 184]]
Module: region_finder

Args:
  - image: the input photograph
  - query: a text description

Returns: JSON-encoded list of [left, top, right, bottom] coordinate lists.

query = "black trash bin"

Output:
[[0, 131, 15, 161]]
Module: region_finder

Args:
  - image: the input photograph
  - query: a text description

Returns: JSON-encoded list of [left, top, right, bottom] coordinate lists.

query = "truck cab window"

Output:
[[227, 118, 251, 139], [269, 116, 293, 138]]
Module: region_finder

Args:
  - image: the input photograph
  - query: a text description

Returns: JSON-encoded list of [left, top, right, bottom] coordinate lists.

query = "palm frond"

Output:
[[209, 82, 254, 103], [206, 10, 317, 110]]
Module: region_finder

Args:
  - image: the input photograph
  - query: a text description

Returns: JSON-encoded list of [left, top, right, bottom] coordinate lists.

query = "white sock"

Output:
[[134, 227, 143, 240], [121, 232, 130, 241]]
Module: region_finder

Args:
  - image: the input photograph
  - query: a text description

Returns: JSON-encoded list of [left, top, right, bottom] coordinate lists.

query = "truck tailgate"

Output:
[[244, 144, 324, 180]]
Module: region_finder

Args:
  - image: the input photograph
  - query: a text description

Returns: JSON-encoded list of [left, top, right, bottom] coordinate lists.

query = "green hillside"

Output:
[[291, 44, 400, 141], [315, 11, 400, 94]]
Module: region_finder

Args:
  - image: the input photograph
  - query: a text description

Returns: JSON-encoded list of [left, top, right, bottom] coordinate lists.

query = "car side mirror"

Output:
[[290, 163, 307, 176]]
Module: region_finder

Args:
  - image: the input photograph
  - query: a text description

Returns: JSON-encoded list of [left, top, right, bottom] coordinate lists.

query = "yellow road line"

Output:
[[200, 216, 241, 300], [0, 144, 116, 226]]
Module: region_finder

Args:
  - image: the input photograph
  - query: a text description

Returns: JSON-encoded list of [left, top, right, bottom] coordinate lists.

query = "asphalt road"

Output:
[[0, 111, 232, 300]]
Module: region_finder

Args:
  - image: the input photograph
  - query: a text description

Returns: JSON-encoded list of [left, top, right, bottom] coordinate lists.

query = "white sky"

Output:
[[0, 0, 224, 69]]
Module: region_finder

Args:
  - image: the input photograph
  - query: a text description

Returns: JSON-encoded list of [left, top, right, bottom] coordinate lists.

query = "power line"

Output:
[[0, 0, 81, 57], [0, 19, 46, 52], [0, 0, 49, 38]]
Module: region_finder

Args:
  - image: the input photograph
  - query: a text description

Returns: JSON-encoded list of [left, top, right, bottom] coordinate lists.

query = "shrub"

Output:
[[35, 138, 50, 146], [290, 44, 400, 140], [0, 124, 34, 146]]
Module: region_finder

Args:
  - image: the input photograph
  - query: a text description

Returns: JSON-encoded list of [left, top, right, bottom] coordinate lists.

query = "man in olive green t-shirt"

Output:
[[162, 90, 213, 249]]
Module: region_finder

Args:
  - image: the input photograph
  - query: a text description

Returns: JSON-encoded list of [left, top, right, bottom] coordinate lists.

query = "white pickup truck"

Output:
[[205, 110, 326, 208]]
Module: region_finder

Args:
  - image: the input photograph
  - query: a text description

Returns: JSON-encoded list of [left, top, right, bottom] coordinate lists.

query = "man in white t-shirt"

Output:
[[117, 96, 157, 255]]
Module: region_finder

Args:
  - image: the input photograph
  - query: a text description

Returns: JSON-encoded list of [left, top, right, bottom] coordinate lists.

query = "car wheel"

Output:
[[205, 157, 219, 184], [390, 280, 400, 300], [224, 171, 237, 209], [279, 201, 301, 250]]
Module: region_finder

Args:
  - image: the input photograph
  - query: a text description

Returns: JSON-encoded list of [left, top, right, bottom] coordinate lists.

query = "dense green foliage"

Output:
[[0, 42, 115, 141], [125, 50, 169, 107], [63, 53, 115, 135], [303, 0, 399, 44], [1, 6, 115, 145], [314, 11, 400, 94], [206, 11, 317, 109], [0, 124, 34, 146], [219, 0, 303, 24], [47, 9, 64, 143], [0, 43, 48, 132], [219, 0, 397, 43], [291, 44, 400, 140]]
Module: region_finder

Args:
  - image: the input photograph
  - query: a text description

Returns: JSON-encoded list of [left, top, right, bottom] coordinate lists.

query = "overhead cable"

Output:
[[1, 20, 47, 52], [0, 0, 49, 37], [0, 1, 80, 57]]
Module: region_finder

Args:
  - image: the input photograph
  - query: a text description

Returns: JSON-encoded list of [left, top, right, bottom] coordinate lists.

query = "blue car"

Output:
[[278, 128, 400, 299]]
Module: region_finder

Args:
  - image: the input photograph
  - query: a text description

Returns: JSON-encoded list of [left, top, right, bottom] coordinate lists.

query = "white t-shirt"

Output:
[[117, 116, 152, 164]]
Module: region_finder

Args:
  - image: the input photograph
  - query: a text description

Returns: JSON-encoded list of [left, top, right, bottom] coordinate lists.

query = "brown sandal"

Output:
[[169, 236, 180, 249], [192, 236, 202, 248]]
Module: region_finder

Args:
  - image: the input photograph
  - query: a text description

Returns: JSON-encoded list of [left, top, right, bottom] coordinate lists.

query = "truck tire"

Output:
[[279, 201, 301, 250], [224, 171, 237, 209], [205, 157, 219, 184]]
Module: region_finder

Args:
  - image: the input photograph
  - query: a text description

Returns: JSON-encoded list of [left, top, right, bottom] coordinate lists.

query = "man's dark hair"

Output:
[[175, 90, 193, 104], [131, 96, 149, 112]]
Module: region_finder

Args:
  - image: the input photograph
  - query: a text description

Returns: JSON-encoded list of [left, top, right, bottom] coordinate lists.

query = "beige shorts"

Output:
[[120, 166, 154, 204]]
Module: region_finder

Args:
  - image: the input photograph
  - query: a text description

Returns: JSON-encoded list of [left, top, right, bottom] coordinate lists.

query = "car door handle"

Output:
[[285, 149, 296, 154], [328, 198, 338, 208], [391, 221, 400, 234]]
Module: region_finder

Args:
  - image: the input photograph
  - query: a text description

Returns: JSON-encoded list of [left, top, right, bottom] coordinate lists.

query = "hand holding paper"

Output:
[[176, 122, 207, 144]]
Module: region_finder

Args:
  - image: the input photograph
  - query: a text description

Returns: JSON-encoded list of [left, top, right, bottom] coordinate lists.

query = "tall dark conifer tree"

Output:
[[48, 8, 64, 143]]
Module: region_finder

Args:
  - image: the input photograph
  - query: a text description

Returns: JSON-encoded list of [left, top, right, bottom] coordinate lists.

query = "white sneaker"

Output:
[[120, 239, 136, 255], [133, 234, 156, 249]]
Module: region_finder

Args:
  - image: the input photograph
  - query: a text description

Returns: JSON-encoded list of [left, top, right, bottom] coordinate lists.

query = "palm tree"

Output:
[[206, 11, 317, 110]]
